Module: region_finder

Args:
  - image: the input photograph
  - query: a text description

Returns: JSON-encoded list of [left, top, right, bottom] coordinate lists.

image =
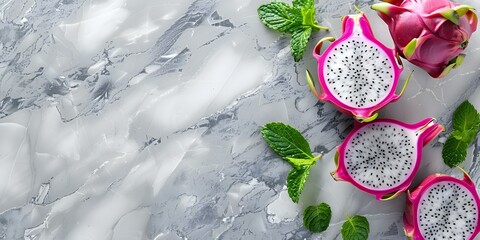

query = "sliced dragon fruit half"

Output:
[[331, 118, 444, 200], [404, 170, 480, 239], [306, 12, 412, 122]]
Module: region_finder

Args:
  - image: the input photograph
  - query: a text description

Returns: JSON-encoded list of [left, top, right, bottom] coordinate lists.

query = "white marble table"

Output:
[[0, 0, 479, 239]]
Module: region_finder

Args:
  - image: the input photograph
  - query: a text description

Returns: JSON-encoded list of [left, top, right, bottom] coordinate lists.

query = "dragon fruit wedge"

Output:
[[306, 12, 412, 123], [404, 170, 480, 239], [371, 0, 478, 78], [331, 118, 444, 200]]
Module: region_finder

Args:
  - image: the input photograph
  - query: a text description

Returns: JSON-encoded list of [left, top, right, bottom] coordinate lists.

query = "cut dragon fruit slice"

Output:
[[404, 170, 480, 239], [331, 118, 444, 200], [306, 12, 411, 122]]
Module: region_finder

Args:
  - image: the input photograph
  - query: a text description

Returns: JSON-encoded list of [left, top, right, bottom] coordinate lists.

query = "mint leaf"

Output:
[[301, 7, 317, 27], [287, 165, 311, 203], [462, 129, 478, 143], [261, 122, 321, 203], [451, 129, 478, 143], [451, 130, 464, 141], [257, 0, 327, 61], [303, 203, 331, 233], [286, 157, 316, 167], [443, 100, 480, 168], [442, 136, 468, 167], [293, 0, 314, 9], [261, 122, 313, 161], [452, 100, 480, 132], [341, 215, 370, 240], [258, 2, 302, 33], [291, 27, 312, 62]]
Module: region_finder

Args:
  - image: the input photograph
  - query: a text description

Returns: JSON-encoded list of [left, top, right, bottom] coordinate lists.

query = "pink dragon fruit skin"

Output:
[[306, 13, 411, 123], [372, 0, 478, 78], [331, 118, 444, 201], [404, 171, 480, 239]]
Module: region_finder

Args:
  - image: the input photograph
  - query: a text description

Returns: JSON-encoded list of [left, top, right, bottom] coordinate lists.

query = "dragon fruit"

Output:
[[306, 12, 412, 122], [331, 118, 444, 200], [371, 0, 478, 78], [404, 170, 480, 239]]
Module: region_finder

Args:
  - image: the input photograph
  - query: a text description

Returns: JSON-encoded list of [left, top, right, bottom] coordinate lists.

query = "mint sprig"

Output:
[[258, 2, 302, 33], [452, 100, 480, 132], [261, 122, 321, 203], [303, 203, 332, 233], [291, 27, 313, 62], [261, 122, 313, 160], [257, 0, 328, 61], [293, 0, 313, 9], [341, 215, 370, 240], [442, 137, 468, 167], [286, 165, 312, 202], [442, 100, 480, 167]]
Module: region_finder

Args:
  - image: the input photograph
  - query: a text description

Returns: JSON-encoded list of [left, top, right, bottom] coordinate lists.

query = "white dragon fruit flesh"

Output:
[[404, 170, 480, 239], [306, 12, 412, 122], [331, 118, 444, 200]]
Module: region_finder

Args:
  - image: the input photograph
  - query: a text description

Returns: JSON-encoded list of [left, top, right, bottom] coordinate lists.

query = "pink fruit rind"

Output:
[[403, 172, 480, 239], [312, 13, 404, 120], [372, 0, 478, 78], [331, 118, 444, 200]]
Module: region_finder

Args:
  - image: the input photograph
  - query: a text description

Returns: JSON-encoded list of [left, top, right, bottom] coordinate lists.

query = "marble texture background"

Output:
[[0, 0, 479, 239]]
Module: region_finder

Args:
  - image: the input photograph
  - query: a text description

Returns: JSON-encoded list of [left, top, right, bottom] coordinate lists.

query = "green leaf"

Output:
[[451, 129, 478, 143], [303, 203, 332, 233], [301, 7, 317, 27], [286, 156, 318, 167], [451, 130, 464, 140], [462, 128, 479, 143], [341, 215, 370, 240], [290, 27, 312, 62], [261, 122, 313, 161], [442, 136, 468, 168], [257, 0, 326, 61], [261, 122, 321, 203], [293, 0, 314, 9], [258, 2, 302, 33], [287, 165, 311, 203], [443, 100, 480, 168], [452, 100, 480, 132]]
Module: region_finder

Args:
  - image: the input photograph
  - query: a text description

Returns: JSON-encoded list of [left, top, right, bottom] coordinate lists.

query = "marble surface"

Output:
[[0, 0, 479, 239]]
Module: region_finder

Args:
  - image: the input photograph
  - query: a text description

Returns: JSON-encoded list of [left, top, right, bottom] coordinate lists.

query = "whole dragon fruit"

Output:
[[404, 170, 480, 239], [331, 118, 444, 200], [306, 12, 412, 123], [371, 0, 478, 78]]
